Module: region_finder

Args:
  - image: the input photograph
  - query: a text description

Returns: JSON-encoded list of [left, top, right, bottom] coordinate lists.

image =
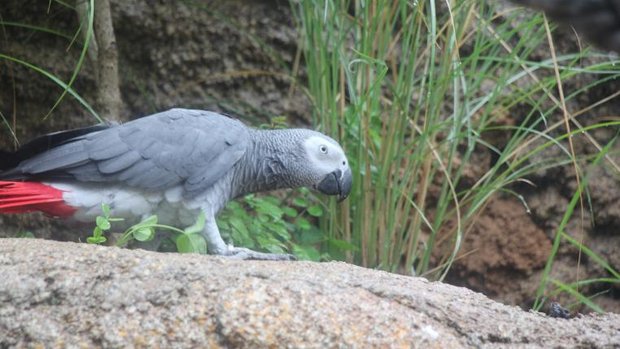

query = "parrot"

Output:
[[0, 108, 352, 260]]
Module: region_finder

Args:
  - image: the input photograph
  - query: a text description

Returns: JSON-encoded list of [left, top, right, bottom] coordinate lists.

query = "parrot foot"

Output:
[[220, 246, 297, 261]]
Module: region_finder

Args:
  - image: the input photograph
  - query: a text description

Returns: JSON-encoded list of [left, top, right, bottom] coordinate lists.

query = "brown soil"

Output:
[[446, 197, 551, 306]]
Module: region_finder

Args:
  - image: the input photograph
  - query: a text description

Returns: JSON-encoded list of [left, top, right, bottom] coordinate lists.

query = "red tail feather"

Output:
[[0, 181, 76, 217]]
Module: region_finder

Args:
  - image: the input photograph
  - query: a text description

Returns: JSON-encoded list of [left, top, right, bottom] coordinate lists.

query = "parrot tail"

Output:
[[0, 181, 76, 217]]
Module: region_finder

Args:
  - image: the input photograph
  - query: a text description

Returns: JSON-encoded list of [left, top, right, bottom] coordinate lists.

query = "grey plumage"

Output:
[[0, 108, 353, 260], [2, 109, 250, 196]]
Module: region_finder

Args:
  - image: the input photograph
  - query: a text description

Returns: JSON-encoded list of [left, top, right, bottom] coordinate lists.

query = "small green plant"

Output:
[[16, 231, 35, 238], [117, 215, 156, 244], [85, 193, 347, 260], [86, 204, 123, 244], [172, 213, 208, 254], [217, 188, 354, 261], [86, 203, 207, 254], [260, 115, 290, 129], [116, 212, 207, 254]]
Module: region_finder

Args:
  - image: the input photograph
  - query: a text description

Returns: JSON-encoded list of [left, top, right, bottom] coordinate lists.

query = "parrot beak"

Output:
[[317, 168, 352, 202]]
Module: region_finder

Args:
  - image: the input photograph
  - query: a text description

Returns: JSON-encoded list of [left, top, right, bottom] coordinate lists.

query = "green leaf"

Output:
[[229, 217, 249, 238], [101, 203, 110, 217], [307, 204, 323, 217], [292, 244, 321, 261], [293, 197, 308, 207], [243, 194, 257, 207], [269, 115, 288, 128], [257, 213, 270, 223], [231, 228, 254, 248], [328, 238, 358, 251], [227, 201, 242, 211], [132, 227, 154, 242], [256, 199, 283, 219], [297, 217, 312, 230], [228, 216, 254, 246], [175, 234, 192, 253], [176, 233, 207, 254], [299, 229, 324, 244], [256, 235, 286, 253], [184, 212, 206, 235], [265, 244, 286, 254], [96, 216, 111, 230], [136, 215, 158, 227], [93, 226, 103, 237], [16, 231, 35, 239], [266, 222, 291, 241], [283, 207, 298, 217], [87, 236, 107, 244]]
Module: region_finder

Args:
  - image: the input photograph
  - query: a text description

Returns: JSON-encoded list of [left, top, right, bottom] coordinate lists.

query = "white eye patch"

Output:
[[303, 135, 348, 176]]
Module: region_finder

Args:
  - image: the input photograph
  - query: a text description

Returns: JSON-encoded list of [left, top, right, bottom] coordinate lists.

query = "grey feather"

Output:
[[125, 166, 176, 189], [87, 137, 130, 161], [116, 159, 160, 183], [96, 150, 142, 174], [2, 109, 250, 197], [67, 163, 106, 181], [20, 142, 89, 174], [185, 148, 244, 196]]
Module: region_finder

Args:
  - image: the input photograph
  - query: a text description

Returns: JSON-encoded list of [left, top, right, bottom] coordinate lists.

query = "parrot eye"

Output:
[[319, 145, 328, 154]]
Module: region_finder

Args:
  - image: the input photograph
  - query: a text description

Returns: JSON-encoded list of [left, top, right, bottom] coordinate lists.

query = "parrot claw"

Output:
[[220, 246, 297, 261]]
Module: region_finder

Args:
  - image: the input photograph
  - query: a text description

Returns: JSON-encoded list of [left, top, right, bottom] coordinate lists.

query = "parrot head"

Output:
[[301, 134, 352, 202]]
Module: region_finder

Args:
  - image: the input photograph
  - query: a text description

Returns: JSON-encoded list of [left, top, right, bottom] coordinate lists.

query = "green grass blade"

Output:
[[44, 0, 95, 120], [0, 54, 100, 122]]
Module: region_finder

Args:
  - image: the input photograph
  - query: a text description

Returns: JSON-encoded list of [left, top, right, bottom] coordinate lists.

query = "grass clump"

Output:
[[292, 0, 620, 310]]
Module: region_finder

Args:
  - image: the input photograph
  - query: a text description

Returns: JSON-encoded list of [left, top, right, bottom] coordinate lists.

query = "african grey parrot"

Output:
[[0, 109, 352, 260]]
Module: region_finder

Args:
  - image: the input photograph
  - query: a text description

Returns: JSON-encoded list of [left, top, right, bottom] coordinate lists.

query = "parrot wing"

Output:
[[0, 109, 250, 198]]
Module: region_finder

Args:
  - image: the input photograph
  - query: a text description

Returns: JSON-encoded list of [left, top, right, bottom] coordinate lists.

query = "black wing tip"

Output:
[[0, 123, 111, 173], [0, 150, 17, 171]]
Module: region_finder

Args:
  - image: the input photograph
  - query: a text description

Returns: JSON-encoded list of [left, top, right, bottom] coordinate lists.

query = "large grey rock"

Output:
[[0, 238, 618, 348]]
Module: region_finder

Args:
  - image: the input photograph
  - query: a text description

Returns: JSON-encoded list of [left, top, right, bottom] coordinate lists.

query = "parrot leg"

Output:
[[203, 217, 296, 261], [220, 246, 297, 261]]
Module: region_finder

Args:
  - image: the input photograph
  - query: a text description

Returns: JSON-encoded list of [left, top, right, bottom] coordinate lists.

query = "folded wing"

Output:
[[0, 109, 249, 198]]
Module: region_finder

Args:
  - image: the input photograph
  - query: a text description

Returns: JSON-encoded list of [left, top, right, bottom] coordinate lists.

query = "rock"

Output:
[[0, 239, 618, 348], [511, 0, 620, 53]]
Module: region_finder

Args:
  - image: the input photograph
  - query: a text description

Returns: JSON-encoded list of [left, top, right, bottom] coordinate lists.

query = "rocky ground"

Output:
[[1, 238, 619, 348]]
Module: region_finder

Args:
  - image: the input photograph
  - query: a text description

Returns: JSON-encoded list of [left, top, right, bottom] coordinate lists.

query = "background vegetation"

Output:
[[291, 0, 620, 312]]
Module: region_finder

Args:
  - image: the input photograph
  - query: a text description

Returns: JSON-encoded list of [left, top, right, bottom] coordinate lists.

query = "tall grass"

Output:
[[292, 0, 620, 300]]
